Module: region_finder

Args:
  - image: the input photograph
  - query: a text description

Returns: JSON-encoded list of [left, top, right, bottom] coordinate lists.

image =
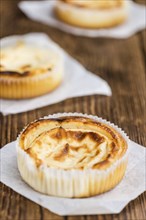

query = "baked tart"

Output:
[[55, 0, 129, 28], [17, 113, 129, 198], [0, 41, 64, 99]]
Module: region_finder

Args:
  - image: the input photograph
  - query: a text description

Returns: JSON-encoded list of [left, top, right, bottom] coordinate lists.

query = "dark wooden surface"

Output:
[[0, 0, 146, 219]]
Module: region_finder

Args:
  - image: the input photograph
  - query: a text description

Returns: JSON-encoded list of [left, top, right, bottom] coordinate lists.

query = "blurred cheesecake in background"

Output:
[[55, 0, 129, 28], [0, 41, 64, 99]]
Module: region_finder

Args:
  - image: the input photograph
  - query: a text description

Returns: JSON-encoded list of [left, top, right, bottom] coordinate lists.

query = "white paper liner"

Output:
[[16, 112, 130, 198]]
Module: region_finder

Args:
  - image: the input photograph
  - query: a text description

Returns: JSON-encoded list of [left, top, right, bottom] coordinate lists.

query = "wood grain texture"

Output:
[[0, 0, 145, 220]]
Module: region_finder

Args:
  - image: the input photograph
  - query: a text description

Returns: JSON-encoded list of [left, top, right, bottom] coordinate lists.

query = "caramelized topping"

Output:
[[0, 42, 58, 77], [26, 127, 119, 169], [20, 116, 127, 170]]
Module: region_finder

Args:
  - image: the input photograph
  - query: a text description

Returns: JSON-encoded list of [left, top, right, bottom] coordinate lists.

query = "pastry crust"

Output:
[[0, 42, 64, 99], [55, 0, 129, 28], [63, 0, 125, 9], [17, 114, 129, 198]]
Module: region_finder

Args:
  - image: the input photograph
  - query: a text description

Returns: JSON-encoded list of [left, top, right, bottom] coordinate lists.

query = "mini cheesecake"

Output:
[[0, 42, 64, 99], [55, 0, 129, 28], [17, 114, 129, 198]]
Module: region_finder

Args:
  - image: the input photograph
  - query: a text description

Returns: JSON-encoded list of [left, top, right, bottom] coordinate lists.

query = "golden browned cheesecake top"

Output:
[[61, 0, 125, 9], [19, 116, 127, 170], [0, 42, 59, 78]]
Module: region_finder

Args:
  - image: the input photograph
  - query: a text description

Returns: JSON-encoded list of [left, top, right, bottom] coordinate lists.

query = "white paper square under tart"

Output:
[[1, 131, 145, 215]]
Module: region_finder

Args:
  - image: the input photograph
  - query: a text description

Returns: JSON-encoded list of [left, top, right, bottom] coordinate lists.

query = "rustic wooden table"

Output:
[[0, 0, 146, 219]]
